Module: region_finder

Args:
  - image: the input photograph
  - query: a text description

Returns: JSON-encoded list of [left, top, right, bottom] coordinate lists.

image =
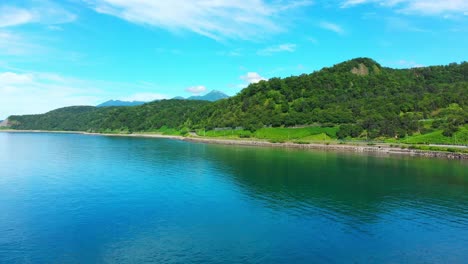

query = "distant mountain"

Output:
[[0, 119, 9, 127], [187, 90, 229, 101], [98, 91, 228, 107], [97, 100, 147, 107]]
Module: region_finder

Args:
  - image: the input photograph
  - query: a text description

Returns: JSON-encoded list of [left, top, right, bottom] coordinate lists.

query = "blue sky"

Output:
[[0, 0, 467, 119]]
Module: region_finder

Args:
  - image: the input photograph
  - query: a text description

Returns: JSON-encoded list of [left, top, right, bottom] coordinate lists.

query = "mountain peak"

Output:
[[326, 57, 382, 76], [187, 90, 229, 102], [208, 90, 224, 94]]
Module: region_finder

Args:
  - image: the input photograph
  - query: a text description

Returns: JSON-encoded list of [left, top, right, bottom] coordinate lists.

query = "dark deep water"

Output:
[[0, 132, 467, 263]]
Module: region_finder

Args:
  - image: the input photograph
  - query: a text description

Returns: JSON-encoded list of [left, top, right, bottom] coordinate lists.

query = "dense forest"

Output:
[[8, 58, 468, 141]]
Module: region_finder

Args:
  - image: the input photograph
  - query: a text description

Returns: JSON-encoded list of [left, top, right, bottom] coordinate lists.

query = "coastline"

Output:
[[1, 129, 467, 160]]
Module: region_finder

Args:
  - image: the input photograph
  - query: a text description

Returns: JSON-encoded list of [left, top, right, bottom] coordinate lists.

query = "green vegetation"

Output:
[[7, 58, 468, 147], [405, 145, 468, 154], [397, 125, 468, 145], [195, 126, 338, 142], [9, 100, 210, 133], [254, 126, 338, 141]]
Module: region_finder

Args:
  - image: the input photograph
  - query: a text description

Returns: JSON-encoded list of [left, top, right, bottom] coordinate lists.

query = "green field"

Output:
[[397, 126, 468, 145], [193, 124, 468, 148], [196, 126, 339, 142]]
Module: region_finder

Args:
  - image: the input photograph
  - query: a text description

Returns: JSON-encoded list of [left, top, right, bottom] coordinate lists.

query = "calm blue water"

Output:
[[0, 132, 467, 263]]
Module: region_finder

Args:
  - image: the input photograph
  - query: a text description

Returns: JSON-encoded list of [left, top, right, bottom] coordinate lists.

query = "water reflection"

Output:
[[1, 133, 467, 263], [201, 144, 468, 225]]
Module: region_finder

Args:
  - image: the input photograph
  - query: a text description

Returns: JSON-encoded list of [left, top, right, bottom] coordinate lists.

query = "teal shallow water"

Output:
[[0, 132, 467, 263]]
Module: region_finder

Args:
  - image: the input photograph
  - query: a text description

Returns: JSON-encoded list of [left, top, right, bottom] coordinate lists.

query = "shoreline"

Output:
[[1, 129, 467, 160]]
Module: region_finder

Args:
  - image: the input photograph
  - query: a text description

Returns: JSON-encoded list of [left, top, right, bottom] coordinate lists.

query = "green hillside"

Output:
[[7, 58, 468, 144], [9, 100, 210, 133]]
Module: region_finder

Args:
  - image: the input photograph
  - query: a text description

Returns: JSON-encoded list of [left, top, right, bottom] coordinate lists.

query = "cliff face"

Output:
[[0, 119, 10, 127]]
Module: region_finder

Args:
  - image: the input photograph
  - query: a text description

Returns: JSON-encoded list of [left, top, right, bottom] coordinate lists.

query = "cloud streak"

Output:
[[319, 21, 345, 34], [0, 6, 34, 27], [341, 0, 468, 16], [0, 71, 100, 119], [0, 2, 76, 28], [120, 93, 168, 102], [257, 43, 297, 56], [85, 0, 312, 40], [185, 85, 207, 94], [0, 70, 170, 119]]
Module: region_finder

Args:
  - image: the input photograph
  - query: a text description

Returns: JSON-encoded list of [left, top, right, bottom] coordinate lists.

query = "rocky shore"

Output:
[[182, 137, 468, 160]]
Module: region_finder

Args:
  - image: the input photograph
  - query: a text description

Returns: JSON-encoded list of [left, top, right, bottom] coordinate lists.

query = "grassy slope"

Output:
[[398, 126, 468, 145], [194, 125, 467, 147], [196, 126, 339, 143]]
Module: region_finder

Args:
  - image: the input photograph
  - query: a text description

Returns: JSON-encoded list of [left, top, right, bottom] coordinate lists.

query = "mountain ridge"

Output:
[[97, 100, 147, 107], [7, 58, 467, 141], [97, 90, 229, 107], [187, 90, 229, 101]]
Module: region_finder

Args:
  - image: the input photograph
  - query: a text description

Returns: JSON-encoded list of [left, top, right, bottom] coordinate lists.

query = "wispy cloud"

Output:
[[396, 59, 425, 68], [0, 2, 77, 56], [0, 70, 170, 119], [0, 6, 34, 27], [217, 49, 243, 57], [185, 85, 207, 94], [120, 93, 168, 102], [0, 71, 100, 119], [0, 31, 39, 55], [319, 21, 345, 35], [84, 0, 312, 40], [257, 43, 297, 56], [385, 17, 428, 32], [0, 2, 76, 28], [341, 0, 468, 16]]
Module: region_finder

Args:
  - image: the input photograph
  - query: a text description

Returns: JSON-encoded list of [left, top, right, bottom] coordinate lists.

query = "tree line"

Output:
[[9, 58, 468, 140]]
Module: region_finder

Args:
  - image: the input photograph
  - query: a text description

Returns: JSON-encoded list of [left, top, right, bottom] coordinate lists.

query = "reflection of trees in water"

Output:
[[203, 145, 468, 224], [101, 137, 468, 226]]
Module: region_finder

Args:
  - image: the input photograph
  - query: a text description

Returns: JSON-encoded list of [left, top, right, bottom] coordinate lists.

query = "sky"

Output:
[[0, 0, 467, 119]]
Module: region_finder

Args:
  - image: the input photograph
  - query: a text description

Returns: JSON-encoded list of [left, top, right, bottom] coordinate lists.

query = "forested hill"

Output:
[[8, 100, 210, 132], [8, 58, 468, 139], [190, 58, 467, 137]]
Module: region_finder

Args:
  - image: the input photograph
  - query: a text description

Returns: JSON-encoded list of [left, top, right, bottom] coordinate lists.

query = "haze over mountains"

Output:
[[97, 90, 229, 107], [97, 100, 147, 107], [185, 90, 229, 101]]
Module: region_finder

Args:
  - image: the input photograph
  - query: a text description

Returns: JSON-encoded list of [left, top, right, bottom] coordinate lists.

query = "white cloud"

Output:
[[240, 72, 266, 84], [341, 0, 468, 16], [185, 85, 207, 94], [0, 70, 172, 119], [119, 93, 168, 102], [85, 0, 313, 40], [0, 6, 34, 27], [0, 2, 76, 56], [0, 3, 76, 28], [397, 60, 425, 68], [0, 72, 101, 119], [0, 31, 42, 55], [257, 43, 297, 56], [385, 17, 427, 32], [0, 72, 34, 84], [217, 49, 243, 57], [319, 21, 345, 34]]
